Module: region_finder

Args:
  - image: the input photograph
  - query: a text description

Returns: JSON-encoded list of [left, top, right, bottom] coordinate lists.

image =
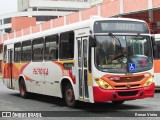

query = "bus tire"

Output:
[[19, 80, 28, 98], [112, 100, 125, 105], [64, 83, 76, 108]]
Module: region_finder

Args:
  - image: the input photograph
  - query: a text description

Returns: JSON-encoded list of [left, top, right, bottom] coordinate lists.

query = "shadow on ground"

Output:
[[9, 92, 148, 112], [155, 90, 160, 93]]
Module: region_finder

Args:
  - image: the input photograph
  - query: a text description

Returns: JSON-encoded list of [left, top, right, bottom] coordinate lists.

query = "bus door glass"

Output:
[[7, 49, 13, 88], [77, 37, 89, 99]]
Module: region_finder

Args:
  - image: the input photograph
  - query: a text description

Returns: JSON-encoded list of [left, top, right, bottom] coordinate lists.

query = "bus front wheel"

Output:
[[64, 83, 76, 107], [19, 80, 28, 98]]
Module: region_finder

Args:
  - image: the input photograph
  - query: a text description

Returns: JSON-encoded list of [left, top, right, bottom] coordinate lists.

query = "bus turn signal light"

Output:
[[95, 78, 113, 89]]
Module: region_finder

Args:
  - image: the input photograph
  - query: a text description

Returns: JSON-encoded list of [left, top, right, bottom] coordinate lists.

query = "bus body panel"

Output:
[[153, 60, 160, 87], [44, 61, 62, 97], [92, 69, 155, 102], [93, 83, 155, 102]]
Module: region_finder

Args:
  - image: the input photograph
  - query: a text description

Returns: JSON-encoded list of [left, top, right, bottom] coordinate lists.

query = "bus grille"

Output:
[[114, 84, 141, 89], [118, 90, 138, 97], [112, 75, 144, 83]]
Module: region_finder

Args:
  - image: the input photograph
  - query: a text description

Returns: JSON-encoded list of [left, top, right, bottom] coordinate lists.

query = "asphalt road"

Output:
[[0, 78, 160, 120]]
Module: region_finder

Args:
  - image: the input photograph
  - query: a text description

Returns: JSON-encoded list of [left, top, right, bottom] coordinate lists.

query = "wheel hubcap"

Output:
[[66, 89, 73, 102], [21, 84, 25, 96]]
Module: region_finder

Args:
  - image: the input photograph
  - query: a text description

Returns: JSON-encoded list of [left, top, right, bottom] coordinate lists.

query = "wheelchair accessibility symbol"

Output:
[[128, 63, 136, 72]]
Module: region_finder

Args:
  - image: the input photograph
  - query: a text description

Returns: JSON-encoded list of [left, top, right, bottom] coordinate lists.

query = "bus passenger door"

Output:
[[77, 37, 89, 100], [7, 49, 13, 89]]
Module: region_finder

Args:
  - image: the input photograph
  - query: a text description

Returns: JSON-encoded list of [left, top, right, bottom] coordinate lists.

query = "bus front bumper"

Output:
[[93, 83, 155, 102]]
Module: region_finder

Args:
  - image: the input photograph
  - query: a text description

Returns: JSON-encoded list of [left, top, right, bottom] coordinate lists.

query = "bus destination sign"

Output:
[[94, 21, 149, 33]]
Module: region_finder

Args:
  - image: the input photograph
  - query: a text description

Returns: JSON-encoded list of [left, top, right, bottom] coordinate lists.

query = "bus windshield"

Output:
[[95, 35, 153, 73]]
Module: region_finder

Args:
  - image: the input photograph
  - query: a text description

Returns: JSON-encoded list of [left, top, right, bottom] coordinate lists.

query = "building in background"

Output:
[[1, 0, 160, 74], [1, 0, 160, 35], [0, 0, 91, 34]]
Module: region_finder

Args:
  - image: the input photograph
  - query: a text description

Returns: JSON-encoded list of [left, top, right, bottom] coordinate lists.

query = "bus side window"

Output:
[[60, 31, 74, 59], [22, 40, 31, 62], [14, 42, 21, 62], [32, 37, 44, 61], [154, 40, 160, 59], [45, 35, 58, 60]]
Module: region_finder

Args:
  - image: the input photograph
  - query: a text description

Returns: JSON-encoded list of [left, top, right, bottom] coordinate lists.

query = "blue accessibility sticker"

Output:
[[128, 63, 136, 72]]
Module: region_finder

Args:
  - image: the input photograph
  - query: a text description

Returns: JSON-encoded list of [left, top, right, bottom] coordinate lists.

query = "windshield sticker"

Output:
[[141, 57, 147, 67], [128, 63, 136, 72], [101, 64, 122, 69]]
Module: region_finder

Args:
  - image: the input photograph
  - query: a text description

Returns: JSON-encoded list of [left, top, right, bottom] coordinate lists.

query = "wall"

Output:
[[11, 17, 36, 31]]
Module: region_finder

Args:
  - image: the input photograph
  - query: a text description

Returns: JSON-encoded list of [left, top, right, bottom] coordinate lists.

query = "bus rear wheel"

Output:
[[19, 80, 28, 98], [64, 84, 76, 107], [112, 101, 125, 105]]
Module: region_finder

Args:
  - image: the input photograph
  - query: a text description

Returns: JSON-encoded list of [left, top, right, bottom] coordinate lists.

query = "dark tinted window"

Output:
[[45, 35, 58, 60], [32, 38, 44, 61], [4, 18, 11, 24], [154, 40, 160, 59], [22, 40, 31, 62], [34, 16, 57, 21], [60, 31, 74, 59], [14, 42, 21, 62]]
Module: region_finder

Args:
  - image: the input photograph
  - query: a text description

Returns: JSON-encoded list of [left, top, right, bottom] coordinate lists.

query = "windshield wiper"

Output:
[[109, 33, 122, 49], [109, 33, 126, 60]]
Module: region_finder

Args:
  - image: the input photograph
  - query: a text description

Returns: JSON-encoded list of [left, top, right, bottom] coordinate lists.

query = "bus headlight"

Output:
[[143, 76, 153, 87], [95, 78, 113, 89]]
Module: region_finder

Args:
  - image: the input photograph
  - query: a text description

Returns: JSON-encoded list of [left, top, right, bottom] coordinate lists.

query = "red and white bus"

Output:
[[2, 18, 155, 107]]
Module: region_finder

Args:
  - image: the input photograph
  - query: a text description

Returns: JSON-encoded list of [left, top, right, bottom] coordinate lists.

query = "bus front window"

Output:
[[95, 35, 153, 73]]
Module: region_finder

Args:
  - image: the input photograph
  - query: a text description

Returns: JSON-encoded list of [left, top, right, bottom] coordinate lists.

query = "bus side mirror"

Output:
[[89, 36, 96, 47], [88, 36, 96, 73]]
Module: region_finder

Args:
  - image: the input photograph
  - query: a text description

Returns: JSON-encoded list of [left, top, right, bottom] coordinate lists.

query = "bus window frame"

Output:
[[32, 37, 44, 62], [44, 34, 58, 61], [21, 40, 32, 62], [59, 31, 75, 60], [14, 42, 22, 63]]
